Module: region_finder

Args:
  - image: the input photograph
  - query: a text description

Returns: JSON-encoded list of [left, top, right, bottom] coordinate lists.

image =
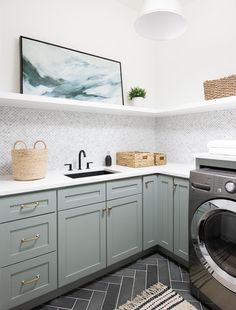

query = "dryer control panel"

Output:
[[191, 168, 236, 197]]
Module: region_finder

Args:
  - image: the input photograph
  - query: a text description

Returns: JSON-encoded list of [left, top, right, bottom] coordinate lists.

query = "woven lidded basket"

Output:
[[204, 75, 236, 100], [12, 140, 48, 181], [154, 153, 167, 165], [116, 151, 154, 168]]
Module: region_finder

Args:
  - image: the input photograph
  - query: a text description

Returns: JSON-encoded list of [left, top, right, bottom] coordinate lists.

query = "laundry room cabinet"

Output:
[[107, 194, 142, 265], [157, 175, 189, 262], [58, 178, 142, 287], [58, 202, 107, 287], [143, 175, 158, 250], [173, 177, 189, 261]]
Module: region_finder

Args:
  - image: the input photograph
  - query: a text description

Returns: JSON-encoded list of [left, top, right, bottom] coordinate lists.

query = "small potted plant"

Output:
[[128, 87, 146, 107]]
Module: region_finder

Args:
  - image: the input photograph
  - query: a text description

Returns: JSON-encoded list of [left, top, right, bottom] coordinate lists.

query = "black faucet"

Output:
[[78, 150, 86, 170]]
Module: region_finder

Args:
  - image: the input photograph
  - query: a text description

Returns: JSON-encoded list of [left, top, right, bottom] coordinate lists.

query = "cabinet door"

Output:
[[0, 252, 57, 310], [174, 178, 189, 261], [58, 203, 106, 287], [143, 175, 158, 250], [157, 175, 173, 252], [107, 195, 142, 265]]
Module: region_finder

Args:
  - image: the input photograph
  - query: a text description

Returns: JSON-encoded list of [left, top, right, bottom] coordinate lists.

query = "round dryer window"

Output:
[[191, 199, 236, 293]]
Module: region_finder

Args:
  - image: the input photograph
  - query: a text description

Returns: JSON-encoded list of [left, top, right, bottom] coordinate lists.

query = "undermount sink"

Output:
[[65, 170, 117, 179]]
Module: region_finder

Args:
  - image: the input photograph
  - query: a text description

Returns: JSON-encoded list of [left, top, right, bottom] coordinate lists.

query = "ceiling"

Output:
[[117, 0, 143, 11], [117, 0, 190, 11]]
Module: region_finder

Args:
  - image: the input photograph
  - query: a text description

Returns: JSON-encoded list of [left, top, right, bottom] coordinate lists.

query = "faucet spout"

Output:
[[78, 150, 86, 170]]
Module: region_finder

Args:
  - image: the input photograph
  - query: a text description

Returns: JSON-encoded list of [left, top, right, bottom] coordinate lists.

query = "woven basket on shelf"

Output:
[[12, 140, 48, 181], [204, 75, 236, 100]]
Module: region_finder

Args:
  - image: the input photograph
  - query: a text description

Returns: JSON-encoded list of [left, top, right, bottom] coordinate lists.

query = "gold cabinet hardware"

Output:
[[108, 207, 112, 215], [20, 202, 39, 209], [21, 234, 40, 243], [102, 208, 107, 216], [21, 274, 40, 285], [145, 181, 152, 188]]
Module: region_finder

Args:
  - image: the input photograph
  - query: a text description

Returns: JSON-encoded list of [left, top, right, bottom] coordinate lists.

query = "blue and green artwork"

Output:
[[20, 37, 124, 105]]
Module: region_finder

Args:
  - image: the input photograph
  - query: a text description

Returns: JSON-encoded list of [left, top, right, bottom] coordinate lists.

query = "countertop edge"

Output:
[[0, 163, 194, 197]]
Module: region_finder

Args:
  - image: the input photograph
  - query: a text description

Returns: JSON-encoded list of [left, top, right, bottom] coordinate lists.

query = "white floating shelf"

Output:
[[0, 92, 236, 118], [0, 92, 157, 117], [155, 95, 236, 117]]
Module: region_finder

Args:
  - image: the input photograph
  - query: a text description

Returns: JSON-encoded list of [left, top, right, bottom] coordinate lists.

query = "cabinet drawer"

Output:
[[0, 252, 57, 310], [0, 213, 56, 267], [0, 190, 56, 223], [107, 177, 142, 200], [58, 183, 106, 211]]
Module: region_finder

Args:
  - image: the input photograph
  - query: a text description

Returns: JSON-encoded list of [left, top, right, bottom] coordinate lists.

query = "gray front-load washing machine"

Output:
[[189, 168, 236, 310]]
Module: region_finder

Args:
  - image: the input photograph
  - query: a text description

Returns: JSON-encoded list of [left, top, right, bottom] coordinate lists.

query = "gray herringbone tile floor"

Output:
[[35, 252, 209, 310]]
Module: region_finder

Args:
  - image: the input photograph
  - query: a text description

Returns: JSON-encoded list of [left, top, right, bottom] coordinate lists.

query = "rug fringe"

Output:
[[117, 282, 197, 310], [118, 283, 167, 310]]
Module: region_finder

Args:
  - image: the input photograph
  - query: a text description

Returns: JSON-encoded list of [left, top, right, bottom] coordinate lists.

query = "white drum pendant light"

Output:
[[135, 0, 187, 40]]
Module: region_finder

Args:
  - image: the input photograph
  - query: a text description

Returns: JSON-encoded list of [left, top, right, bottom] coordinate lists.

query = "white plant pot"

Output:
[[132, 97, 145, 107]]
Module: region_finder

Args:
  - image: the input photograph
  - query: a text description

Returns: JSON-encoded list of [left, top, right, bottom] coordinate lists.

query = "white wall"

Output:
[[154, 0, 236, 107], [0, 0, 158, 106]]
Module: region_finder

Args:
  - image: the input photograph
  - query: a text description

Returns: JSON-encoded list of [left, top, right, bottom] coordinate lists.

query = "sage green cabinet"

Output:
[[0, 252, 57, 310], [174, 178, 189, 261], [143, 175, 158, 250], [157, 175, 174, 252], [107, 177, 142, 200], [0, 190, 56, 223], [58, 202, 106, 287], [0, 213, 56, 267], [58, 183, 105, 211], [58, 178, 143, 285], [107, 195, 142, 265], [157, 175, 189, 262]]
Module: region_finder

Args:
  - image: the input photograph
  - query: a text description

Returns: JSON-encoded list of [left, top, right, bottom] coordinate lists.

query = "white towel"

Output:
[[207, 140, 236, 149], [208, 147, 236, 156]]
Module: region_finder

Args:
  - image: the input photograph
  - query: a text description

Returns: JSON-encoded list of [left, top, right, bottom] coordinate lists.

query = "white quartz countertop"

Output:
[[0, 163, 194, 197]]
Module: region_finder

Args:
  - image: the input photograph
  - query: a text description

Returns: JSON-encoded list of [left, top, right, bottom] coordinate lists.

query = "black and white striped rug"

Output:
[[118, 283, 197, 310]]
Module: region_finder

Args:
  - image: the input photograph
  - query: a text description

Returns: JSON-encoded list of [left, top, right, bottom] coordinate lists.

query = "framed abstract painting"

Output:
[[20, 36, 124, 105]]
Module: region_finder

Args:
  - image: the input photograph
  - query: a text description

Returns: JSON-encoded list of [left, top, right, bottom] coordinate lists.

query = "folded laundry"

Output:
[[208, 147, 236, 156], [207, 140, 236, 149]]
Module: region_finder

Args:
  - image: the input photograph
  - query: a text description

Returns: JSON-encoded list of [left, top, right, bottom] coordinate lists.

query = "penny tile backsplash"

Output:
[[0, 107, 156, 175], [1, 107, 236, 175]]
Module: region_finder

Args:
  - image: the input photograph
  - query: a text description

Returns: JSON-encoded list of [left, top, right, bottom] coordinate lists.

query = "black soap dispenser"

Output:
[[105, 151, 112, 167]]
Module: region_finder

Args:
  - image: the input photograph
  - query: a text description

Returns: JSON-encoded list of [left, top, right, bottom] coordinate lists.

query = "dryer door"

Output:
[[191, 199, 236, 293]]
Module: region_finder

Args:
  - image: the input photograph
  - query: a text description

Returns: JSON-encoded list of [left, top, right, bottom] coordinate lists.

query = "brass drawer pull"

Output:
[[21, 234, 40, 243], [108, 207, 112, 215], [20, 202, 39, 209], [145, 181, 152, 188], [102, 208, 107, 216], [21, 274, 40, 285]]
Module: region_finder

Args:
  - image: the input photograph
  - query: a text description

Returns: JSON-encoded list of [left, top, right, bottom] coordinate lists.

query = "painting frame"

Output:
[[20, 36, 124, 105]]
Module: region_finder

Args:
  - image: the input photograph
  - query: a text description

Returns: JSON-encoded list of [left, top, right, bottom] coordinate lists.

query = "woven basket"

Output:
[[116, 152, 154, 168], [12, 140, 48, 181], [204, 75, 236, 100], [154, 153, 167, 165]]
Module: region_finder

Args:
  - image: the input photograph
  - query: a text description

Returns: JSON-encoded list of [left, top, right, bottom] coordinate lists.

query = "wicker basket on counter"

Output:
[[154, 153, 167, 165], [204, 75, 236, 100], [12, 140, 48, 181], [116, 151, 154, 168]]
